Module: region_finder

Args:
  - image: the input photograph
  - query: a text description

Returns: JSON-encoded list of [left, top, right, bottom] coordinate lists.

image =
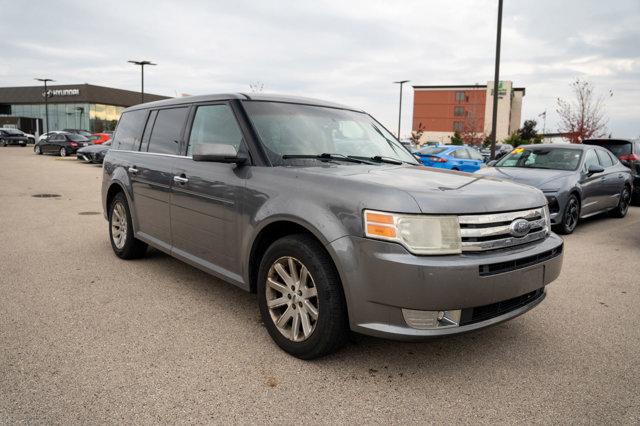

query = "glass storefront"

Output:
[[6, 103, 125, 133]]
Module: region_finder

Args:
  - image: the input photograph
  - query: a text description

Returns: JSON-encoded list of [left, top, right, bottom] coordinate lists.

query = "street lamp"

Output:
[[128, 60, 156, 104], [393, 80, 410, 139], [489, 0, 503, 160], [35, 78, 54, 133]]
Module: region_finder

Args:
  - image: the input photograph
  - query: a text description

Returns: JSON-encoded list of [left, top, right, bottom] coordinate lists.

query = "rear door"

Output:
[[130, 107, 189, 249], [170, 102, 247, 283], [449, 148, 470, 171]]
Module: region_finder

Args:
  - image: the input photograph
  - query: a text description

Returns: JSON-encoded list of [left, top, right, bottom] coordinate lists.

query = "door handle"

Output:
[[173, 175, 189, 184], [128, 167, 139, 174]]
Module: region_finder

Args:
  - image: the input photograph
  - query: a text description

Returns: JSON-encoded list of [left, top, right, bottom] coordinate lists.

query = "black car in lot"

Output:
[[584, 138, 640, 203], [34, 132, 90, 156], [76, 140, 111, 163], [0, 128, 29, 146]]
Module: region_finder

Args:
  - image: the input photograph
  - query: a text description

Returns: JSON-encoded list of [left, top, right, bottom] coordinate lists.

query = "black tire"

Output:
[[108, 192, 147, 259], [554, 194, 580, 235], [609, 185, 631, 218], [257, 234, 348, 359], [0, 140, 6, 147], [34, 145, 42, 155]]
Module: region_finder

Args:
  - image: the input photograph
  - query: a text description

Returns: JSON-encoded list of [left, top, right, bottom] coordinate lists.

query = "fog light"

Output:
[[402, 308, 462, 330]]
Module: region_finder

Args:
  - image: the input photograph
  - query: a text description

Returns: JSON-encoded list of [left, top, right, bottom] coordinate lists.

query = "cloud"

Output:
[[0, 0, 638, 137]]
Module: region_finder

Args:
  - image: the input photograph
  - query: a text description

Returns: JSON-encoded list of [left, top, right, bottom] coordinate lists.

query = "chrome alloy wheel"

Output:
[[60, 147, 67, 157], [266, 256, 319, 342], [111, 202, 128, 249], [620, 187, 631, 215], [564, 197, 579, 231]]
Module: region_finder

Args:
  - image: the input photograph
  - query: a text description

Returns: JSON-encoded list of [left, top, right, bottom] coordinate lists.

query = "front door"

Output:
[[580, 149, 606, 216], [595, 148, 622, 208], [170, 103, 247, 283]]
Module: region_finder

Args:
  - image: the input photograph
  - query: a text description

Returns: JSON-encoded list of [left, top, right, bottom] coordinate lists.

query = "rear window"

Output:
[[2, 129, 22, 135], [113, 110, 148, 150], [67, 134, 88, 142], [418, 146, 448, 155]]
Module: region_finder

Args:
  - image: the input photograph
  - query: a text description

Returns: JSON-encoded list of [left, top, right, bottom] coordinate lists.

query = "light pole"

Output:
[[489, 0, 503, 160], [393, 80, 410, 139], [128, 60, 156, 104], [35, 78, 54, 133]]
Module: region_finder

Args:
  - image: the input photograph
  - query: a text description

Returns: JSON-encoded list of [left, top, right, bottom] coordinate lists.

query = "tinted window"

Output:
[[583, 149, 599, 171], [113, 110, 147, 150], [596, 149, 613, 167], [451, 148, 470, 159], [67, 134, 88, 142], [607, 151, 618, 164], [187, 104, 244, 156], [147, 108, 188, 155]]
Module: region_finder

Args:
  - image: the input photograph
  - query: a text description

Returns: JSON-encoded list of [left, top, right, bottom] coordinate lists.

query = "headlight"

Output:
[[542, 205, 551, 234], [363, 210, 461, 255]]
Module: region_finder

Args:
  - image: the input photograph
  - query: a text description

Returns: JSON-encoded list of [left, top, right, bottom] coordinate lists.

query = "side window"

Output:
[[140, 110, 158, 152], [113, 110, 147, 150], [468, 149, 483, 160], [583, 149, 599, 172], [187, 104, 244, 156], [608, 151, 619, 165], [146, 107, 189, 155], [596, 149, 613, 167], [452, 148, 470, 159]]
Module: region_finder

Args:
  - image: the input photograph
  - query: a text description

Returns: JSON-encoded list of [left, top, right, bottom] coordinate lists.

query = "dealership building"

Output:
[[0, 83, 169, 135], [412, 80, 525, 144]]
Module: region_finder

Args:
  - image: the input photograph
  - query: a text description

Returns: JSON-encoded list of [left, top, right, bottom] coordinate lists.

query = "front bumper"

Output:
[[328, 233, 564, 340]]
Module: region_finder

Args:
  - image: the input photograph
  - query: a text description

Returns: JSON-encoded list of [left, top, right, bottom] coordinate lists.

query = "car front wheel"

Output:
[[257, 234, 348, 359], [108, 192, 148, 259], [34, 145, 42, 155], [555, 194, 580, 235], [59, 147, 67, 157]]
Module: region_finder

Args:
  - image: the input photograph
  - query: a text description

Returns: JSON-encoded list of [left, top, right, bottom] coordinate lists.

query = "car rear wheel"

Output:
[[59, 147, 67, 157], [108, 192, 148, 259], [554, 194, 580, 234], [610, 186, 631, 218], [0, 139, 6, 147], [257, 234, 348, 359], [34, 145, 42, 155]]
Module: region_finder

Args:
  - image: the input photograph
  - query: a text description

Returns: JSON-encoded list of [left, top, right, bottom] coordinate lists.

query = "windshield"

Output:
[[2, 129, 23, 135], [243, 101, 417, 165], [495, 147, 583, 171]]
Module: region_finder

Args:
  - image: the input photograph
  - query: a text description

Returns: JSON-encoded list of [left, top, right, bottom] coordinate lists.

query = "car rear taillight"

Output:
[[427, 155, 447, 163], [619, 153, 639, 162], [69, 142, 78, 148]]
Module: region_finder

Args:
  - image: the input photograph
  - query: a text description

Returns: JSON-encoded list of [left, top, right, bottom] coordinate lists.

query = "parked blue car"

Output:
[[414, 145, 485, 172]]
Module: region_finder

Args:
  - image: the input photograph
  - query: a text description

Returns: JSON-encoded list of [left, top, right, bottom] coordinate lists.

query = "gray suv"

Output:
[[102, 94, 564, 359]]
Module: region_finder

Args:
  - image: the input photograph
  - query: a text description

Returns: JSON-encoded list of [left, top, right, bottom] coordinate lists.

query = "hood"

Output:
[[476, 167, 574, 189], [290, 164, 547, 214]]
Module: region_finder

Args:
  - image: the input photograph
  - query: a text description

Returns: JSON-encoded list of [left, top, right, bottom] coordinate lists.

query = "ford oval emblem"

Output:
[[509, 218, 531, 238]]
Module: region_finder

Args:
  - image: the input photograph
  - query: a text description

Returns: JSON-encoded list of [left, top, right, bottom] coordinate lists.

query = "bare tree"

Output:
[[249, 81, 265, 93], [459, 104, 485, 146], [556, 79, 610, 143]]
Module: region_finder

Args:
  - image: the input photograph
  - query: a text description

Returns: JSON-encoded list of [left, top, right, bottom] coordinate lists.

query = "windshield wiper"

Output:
[[350, 155, 410, 165], [282, 153, 369, 164]]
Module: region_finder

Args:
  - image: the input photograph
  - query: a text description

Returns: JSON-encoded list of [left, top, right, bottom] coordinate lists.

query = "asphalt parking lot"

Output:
[[1, 147, 639, 423]]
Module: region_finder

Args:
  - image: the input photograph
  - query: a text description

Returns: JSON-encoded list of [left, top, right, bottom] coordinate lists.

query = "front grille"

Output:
[[478, 244, 563, 276], [459, 288, 544, 326], [458, 207, 549, 252]]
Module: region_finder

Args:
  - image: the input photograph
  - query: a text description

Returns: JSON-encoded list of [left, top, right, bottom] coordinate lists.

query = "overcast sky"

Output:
[[1, 0, 638, 138]]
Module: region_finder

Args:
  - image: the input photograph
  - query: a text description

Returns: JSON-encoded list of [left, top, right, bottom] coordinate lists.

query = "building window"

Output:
[[454, 106, 465, 116], [453, 121, 464, 132], [455, 91, 466, 102]]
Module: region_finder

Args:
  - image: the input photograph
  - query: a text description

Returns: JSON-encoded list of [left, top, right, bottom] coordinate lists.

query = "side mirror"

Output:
[[587, 164, 604, 175], [486, 160, 497, 167], [192, 143, 247, 164]]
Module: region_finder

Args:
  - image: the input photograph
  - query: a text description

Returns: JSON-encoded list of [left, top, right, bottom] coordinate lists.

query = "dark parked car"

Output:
[[77, 140, 111, 163], [477, 144, 633, 234], [34, 132, 90, 156], [583, 138, 640, 203], [0, 128, 29, 146], [102, 94, 563, 359]]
